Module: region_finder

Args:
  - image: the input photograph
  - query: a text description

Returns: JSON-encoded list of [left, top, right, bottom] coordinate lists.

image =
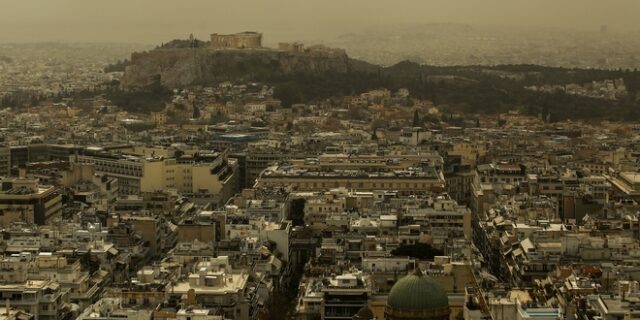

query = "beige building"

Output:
[[177, 220, 216, 244], [107, 213, 173, 257], [150, 111, 167, 125], [140, 156, 235, 195], [0, 146, 9, 177], [405, 197, 473, 247], [73, 148, 238, 204], [72, 149, 145, 195], [0, 178, 62, 226], [0, 278, 67, 320], [608, 171, 640, 201], [0, 254, 67, 320], [448, 141, 488, 167], [168, 257, 253, 320], [296, 272, 371, 320], [256, 154, 445, 195], [279, 42, 304, 52], [489, 291, 561, 320], [210, 32, 262, 49], [28, 253, 101, 309]]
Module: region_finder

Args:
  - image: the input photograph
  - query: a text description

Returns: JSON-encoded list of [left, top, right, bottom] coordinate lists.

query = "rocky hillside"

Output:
[[112, 43, 640, 121], [120, 47, 378, 89]]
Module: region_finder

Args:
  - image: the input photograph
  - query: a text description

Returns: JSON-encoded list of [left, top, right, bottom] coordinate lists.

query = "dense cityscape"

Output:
[[1, 3, 640, 320]]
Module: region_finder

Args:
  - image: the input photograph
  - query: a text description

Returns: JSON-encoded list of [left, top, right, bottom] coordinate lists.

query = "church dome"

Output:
[[385, 270, 450, 320]]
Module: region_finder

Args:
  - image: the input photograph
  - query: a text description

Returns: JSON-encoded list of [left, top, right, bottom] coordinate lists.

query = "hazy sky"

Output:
[[1, 0, 639, 43]]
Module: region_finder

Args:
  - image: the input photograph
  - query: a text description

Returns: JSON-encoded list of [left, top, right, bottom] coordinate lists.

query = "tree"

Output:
[[391, 243, 443, 260], [412, 109, 421, 127], [192, 103, 201, 119], [289, 198, 306, 226]]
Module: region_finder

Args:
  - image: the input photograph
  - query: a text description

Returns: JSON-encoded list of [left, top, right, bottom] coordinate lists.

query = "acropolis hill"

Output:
[[120, 32, 376, 89]]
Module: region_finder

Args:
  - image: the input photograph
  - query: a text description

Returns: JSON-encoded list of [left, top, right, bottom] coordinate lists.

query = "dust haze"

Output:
[[1, 0, 639, 43]]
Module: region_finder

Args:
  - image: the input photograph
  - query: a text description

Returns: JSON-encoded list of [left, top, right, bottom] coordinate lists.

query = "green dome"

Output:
[[353, 306, 375, 320], [387, 271, 449, 311]]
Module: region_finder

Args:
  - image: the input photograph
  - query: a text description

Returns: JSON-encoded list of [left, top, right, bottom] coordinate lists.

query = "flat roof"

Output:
[[170, 272, 248, 295], [620, 172, 640, 184]]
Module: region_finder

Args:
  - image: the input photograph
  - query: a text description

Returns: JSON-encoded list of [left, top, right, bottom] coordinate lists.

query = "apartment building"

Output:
[[167, 258, 254, 320], [0, 146, 10, 177], [0, 278, 68, 320], [296, 272, 371, 320], [72, 147, 238, 204], [72, 148, 144, 196], [256, 154, 445, 195], [405, 196, 473, 247], [0, 178, 62, 226], [9, 144, 82, 170]]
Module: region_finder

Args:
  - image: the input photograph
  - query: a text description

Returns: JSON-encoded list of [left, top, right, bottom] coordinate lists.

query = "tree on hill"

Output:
[[105, 78, 172, 114], [412, 109, 421, 127]]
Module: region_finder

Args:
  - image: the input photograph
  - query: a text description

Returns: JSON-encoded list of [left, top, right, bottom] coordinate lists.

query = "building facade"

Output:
[[0, 178, 62, 226], [210, 32, 262, 49], [0, 146, 10, 177], [72, 148, 238, 205], [256, 154, 445, 195]]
